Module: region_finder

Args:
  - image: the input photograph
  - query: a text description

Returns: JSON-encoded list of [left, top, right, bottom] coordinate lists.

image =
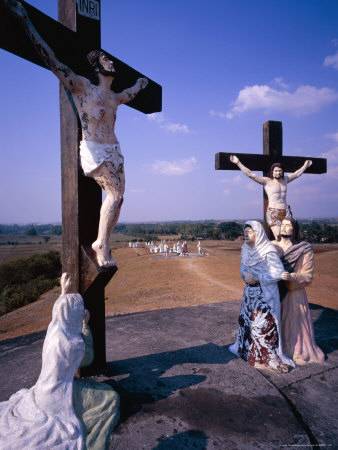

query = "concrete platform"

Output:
[[0, 300, 337, 449]]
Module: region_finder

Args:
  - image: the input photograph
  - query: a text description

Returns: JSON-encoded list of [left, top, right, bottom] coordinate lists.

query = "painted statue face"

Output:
[[281, 219, 293, 237], [244, 227, 256, 248], [272, 167, 283, 179], [98, 53, 115, 75]]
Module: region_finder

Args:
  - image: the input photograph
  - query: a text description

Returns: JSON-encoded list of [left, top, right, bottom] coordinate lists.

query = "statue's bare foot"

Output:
[[92, 241, 117, 268]]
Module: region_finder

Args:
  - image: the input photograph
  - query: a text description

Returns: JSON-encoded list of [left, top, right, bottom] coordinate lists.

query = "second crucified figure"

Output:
[[7, 0, 148, 268], [230, 155, 312, 240]]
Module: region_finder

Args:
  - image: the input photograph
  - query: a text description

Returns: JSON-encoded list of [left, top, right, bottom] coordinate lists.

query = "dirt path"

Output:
[[0, 240, 337, 341], [185, 257, 243, 298]]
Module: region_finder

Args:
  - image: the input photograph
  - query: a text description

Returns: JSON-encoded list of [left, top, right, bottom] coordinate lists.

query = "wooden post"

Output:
[[0, 0, 162, 372], [262, 121, 283, 238], [58, 0, 111, 371]]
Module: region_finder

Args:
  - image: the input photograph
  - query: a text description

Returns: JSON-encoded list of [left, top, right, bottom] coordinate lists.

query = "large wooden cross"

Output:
[[215, 120, 327, 237], [0, 0, 162, 372]]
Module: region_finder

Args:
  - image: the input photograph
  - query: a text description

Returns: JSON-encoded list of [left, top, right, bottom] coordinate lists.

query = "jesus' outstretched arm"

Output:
[[285, 160, 312, 183], [4, 0, 86, 94], [116, 78, 148, 104], [230, 155, 267, 185]]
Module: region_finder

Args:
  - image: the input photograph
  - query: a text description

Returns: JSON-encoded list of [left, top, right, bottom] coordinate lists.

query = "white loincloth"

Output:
[[80, 140, 124, 176]]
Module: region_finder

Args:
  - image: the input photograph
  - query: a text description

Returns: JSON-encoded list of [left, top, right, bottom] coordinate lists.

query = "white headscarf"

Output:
[[0, 293, 85, 449], [241, 220, 278, 267], [237, 221, 295, 368]]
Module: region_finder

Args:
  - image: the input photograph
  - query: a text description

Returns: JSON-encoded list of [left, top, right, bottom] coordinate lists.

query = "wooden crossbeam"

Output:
[[0, 0, 162, 114], [215, 153, 327, 173]]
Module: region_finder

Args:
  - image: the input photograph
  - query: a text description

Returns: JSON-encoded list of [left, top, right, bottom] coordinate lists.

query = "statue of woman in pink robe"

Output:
[[273, 218, 324, 365]]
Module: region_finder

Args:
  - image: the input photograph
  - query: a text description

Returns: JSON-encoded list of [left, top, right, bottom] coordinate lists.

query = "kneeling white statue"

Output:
[[0, 273, 119, 449]]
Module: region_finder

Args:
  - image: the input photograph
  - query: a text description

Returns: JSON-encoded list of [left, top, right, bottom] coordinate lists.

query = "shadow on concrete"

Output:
[[0, 329, 46, 351], [109, 387, 311, 449], [153, 430, 208, 449], [310, 303, 338, 355], [103, 343, 236, 424]]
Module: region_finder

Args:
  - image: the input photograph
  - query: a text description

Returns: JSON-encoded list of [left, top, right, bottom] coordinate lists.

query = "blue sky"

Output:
[[1, 0, 338, 223]]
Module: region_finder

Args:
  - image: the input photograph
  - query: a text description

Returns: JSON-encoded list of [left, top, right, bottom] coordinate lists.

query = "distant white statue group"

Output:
[[128, 241, 140, 248], [144, 240, 203, 257], [147, 240, 188, 256]]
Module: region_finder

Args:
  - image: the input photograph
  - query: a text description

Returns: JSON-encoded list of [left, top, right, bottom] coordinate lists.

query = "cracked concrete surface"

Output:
[[0, 300, 337, 449]]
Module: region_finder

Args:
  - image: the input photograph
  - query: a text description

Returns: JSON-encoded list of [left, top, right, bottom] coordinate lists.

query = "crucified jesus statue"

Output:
[[6, 0, 148, 268], [230, 155, 312, 240]]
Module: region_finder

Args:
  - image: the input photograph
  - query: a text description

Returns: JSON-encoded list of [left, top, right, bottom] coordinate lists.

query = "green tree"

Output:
[[216, 222, 243, 240], [50, 225, 62, 235], [25, 226, 37, 236], [0, 251, 61, 316]]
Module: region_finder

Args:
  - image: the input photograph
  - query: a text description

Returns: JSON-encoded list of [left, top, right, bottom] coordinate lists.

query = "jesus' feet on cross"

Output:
[[92, 241, 117, 268]]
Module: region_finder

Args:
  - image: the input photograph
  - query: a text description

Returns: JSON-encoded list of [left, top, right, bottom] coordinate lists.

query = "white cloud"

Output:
[[150, 157, 197, 176], [217, 174, 242, 184], [129, 188, 146, 193], [222, 189, 231, 196], [322, 146, 338, 164], [246, 183, 259, 191], [324, 131, 338, 143], [147, 112, 165, 123], [165, 123, 190, 133], [327, 164, 338, 180], [272, 77, 289, 89], [226, 84, 338, 119], [147, 112, 192, 133], [324, 51, 338, 71], [321, 146, 338, 179], [210, 109, 227, 119], [288, 139, 338, 207]]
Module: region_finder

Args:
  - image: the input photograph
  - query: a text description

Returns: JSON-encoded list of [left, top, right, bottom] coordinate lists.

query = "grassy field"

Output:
[[0, 233, 142, 265], [0, 234, 62, 264], [0, 238, 337, 340], [105, 240, 338, 315]]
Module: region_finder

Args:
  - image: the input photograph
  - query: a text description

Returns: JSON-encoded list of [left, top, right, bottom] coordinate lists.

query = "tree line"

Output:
[[300, 222, 338, 243], [114, 221, 244, 241], [0, 251, 61, 316], [114, 220, 338, 243], [1, 220, 338, 242], [0, 224, 62, 235]]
